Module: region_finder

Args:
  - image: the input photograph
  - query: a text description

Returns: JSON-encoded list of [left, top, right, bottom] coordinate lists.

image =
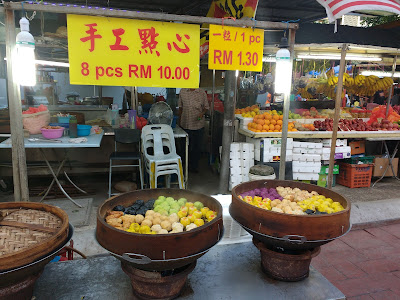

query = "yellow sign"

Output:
[[67, 15, 200, 88], [208, 24, 264, 71]]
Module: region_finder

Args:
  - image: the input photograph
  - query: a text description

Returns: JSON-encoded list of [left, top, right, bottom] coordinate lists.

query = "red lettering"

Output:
[[141, 65, 151, 78], [249, 36, 255, 45], [80, 23, 102, 52], [223, 51, 233, 65], [115, 67, 123, 77], [109, 28, 129, 51], [81, 62, 90, 76], [256, 36, 261, 43], [106, 67, 114, 77], [214, 50, 222, 64], [129, 65, 139, 78], [96, 66, 105, 80]]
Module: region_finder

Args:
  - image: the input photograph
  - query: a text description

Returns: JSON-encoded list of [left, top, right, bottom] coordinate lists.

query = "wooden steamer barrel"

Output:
[[230, 180, 351, 251], [96, 189, 223, 271], [0, 202, 69, 272]]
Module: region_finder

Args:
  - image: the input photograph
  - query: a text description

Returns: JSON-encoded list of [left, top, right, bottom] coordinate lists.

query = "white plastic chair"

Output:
[[141, 124, 185, 189]]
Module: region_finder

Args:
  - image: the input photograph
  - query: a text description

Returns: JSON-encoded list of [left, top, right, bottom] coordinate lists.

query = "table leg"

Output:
[[39, 149, 83, 208], [63, 171, 88, 194], [185, 135, 189, 189], [39, 157, 66, 200]]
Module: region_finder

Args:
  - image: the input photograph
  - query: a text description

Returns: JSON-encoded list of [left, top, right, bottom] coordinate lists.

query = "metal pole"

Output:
[[279, 28, 296, 180], [210, 69, 215, 164], [219, 71, 235, 193], [386, 55, 397, 117], [5, 9, 29, 201], [2, 3, 298, 31], [328, 44, 347, 189]]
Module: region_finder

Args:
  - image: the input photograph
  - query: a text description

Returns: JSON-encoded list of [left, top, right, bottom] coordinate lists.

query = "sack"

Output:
[[114, 181, 138, 193]]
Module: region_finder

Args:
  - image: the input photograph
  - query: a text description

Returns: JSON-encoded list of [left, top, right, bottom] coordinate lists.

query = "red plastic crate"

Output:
[[337, 163, 373, 188]]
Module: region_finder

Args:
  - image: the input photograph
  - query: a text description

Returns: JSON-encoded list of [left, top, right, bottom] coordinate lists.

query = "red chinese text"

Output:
[[138, 27, 160, 57], [80, 23, 102, 52], [167, 34, 191, 54], [109, 28, 129, 51]]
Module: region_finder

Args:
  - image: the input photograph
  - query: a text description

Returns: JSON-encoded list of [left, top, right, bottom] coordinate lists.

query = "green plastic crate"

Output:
[[344, 156, 375, 165]]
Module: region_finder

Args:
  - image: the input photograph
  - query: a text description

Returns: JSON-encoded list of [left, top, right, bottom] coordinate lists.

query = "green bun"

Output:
[[194, 201, 204, 210]]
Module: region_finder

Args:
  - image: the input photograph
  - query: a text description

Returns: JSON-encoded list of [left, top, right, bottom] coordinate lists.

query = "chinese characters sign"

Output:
[[67, 15, 200, 88], [208, 24, 263, 71]]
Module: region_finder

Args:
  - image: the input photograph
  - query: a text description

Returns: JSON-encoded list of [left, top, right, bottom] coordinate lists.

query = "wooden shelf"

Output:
[[238, 128, 400, 139]]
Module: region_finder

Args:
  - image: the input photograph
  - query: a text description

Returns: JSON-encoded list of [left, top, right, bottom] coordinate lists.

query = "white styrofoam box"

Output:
[[306, 148, 323, 154], [262, 138, 293, 150], [246, 137, 261, 150], [238, 117, 253, 129], [293, 141, 303, 148], [292, 166, 321, 173], [293, 153, 306, 161], [266, 147, 281, 156], [254, 149, 261, 161], [322, 148, 331, 154], [293, 161, 322, 168], [241, 153, 255, 161], [230, 159, 241, 167], [293, 172, 320, 181], [241, 143, 254, 152], [321, 151, 351, 160], [335, 146, 351, 153], [229, 152, 241, 160], [230, 142, 241, 152], [287, 150, 293, 156], [322, 139, 347, 147], [293, 147, 307, 154], [263, 155, 274, 162], [286, 155, 293, 162], [242, 174, 250, 182]]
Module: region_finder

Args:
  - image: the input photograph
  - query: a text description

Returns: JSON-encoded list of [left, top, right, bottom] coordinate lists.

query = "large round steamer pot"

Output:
[[0, 202, 69, 271], [0, 224, 73, 288], [230, 180, 351, 251], [96, 189, 223, 271]]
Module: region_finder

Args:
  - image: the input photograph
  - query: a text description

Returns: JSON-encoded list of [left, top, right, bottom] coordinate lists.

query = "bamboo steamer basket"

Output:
[[0, 202, 69, 271]]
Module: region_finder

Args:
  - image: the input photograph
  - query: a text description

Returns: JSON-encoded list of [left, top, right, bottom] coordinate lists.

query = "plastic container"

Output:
[[77, 124, 92, 137], [337, 163, 373, 188], [69, 116, 78, 138], [57, 116, 71, 123], [49, 123, 69, 128], [40, 127, 64, 139]]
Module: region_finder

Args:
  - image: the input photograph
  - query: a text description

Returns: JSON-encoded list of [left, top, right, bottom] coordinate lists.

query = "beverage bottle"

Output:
[[69, 116, 78, 138]]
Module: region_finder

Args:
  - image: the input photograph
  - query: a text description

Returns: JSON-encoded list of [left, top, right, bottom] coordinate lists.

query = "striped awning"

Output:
[[316, 0, 400, 23]]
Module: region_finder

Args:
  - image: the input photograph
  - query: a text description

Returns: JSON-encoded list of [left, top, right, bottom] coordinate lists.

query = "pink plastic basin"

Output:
[[40, 127, 64, 139]]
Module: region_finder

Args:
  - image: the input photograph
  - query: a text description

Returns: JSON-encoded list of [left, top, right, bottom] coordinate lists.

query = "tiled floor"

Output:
[[311, 223, 400, 299]]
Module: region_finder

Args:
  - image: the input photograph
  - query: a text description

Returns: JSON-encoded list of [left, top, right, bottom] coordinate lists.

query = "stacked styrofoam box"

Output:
[[321, 139, 351, 161], [236, 116, 253, 130], [229, 143, 255, 190], [246, 137, 293, 162], [292, 141, 323, 181]]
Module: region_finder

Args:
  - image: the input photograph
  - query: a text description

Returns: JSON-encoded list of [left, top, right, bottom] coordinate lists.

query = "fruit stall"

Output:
[[234, 102, 400, 189]]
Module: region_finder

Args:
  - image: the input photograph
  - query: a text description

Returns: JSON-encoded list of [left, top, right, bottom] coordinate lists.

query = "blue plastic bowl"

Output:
[[57, 116, 71, 123], [77, 125, 92, 137]]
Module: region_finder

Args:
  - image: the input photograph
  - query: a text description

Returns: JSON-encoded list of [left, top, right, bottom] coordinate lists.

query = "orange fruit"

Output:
[[273, 115, 279, 121], [257, 124, 263, 130], [277, 120, 283, 126], [279, 115, 283, 120], [269, 124, 275, 130], [259, 120, 265, 125], [273, 130, 279, 132], [263, 124, 269, 130], [291, 128, 298, 131], [271, 119, 277, 125], [275, 125, 281, 131], [264, 120, 270, 126], [265, 114, 272, 120]]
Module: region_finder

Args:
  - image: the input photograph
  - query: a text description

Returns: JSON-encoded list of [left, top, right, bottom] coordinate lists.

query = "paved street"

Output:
[[312, 223, 400, 299]]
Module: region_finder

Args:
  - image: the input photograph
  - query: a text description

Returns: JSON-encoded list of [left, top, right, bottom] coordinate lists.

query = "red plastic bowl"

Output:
[[41, 127, 64, 139]]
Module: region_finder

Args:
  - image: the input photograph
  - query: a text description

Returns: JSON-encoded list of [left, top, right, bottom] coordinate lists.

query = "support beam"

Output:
[[219, 71, 236, 193], [2, 3, 298, 30], [386, 55, 397, 117], [328, 44, 347, 189], [278, 28, 296, 180], [5, 9, 29, 201]]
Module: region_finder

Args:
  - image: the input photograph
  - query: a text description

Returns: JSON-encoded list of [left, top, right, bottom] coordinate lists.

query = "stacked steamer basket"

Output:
[[0, 202, 70, 300], [96, 189, 223, 300], [230, 180, 351, 281]]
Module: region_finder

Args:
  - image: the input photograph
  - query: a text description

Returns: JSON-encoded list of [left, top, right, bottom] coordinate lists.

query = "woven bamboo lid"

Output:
[[0, 202, 69, 271]]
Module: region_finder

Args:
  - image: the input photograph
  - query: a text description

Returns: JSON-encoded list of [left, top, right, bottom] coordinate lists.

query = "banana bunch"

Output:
[[297, 88, 313, 99], [328, 76, 338, 86], [354, 75, 366, 86]]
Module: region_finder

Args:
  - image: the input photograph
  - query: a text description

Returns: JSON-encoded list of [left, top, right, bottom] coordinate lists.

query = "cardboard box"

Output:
[[322, 139, 347, 147], [319, 165, 339, 175], [373, 157, 399, 177], [349, 140, 365, 155]]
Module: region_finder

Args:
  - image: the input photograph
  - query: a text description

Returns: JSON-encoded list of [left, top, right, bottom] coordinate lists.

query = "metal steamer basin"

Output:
[[96, 189, 224, 272], [230, 180, 351, 251]]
